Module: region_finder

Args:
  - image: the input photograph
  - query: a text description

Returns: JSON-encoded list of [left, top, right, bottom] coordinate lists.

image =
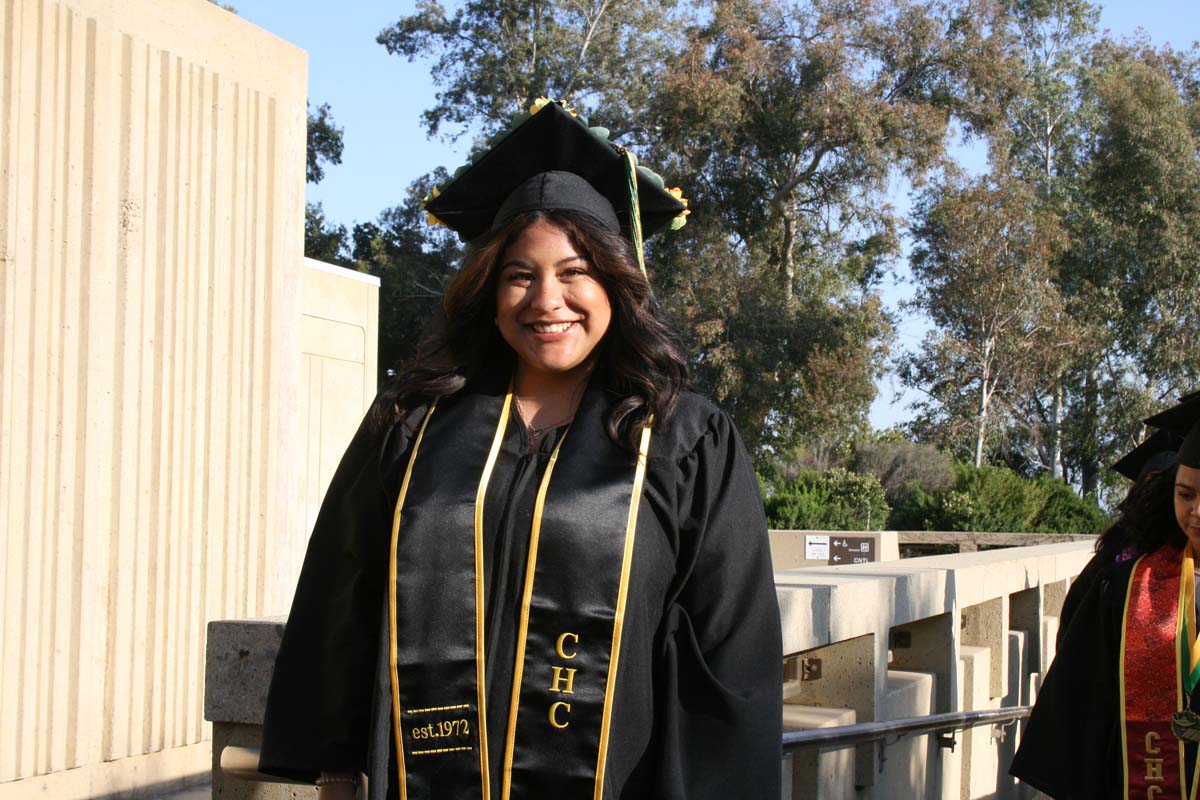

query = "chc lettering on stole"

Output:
[[1144, 730, 1164, 798], [548, 632, 579, 730]]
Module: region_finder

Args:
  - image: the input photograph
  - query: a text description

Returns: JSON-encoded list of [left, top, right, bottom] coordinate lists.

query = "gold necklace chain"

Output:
[[513, 393, 575, 444]]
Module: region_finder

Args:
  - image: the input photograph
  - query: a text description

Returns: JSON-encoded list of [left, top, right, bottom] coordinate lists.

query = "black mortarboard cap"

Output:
[[1142, 391, 1200, 469], [1144, 390, 1200, 434], [1111, 428, 1182, 480], [423, 100, 688, 255], [1181, 425, 1200, 468]]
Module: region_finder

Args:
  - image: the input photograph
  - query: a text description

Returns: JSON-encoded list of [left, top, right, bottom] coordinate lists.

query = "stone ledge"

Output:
[[205, 617, 287, 725]]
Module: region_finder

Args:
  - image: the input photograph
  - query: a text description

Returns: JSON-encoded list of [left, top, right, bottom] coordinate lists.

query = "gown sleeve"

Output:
[[258, 406, 416, 782], [1008, 552, 1131, 798], [654, 407, 783, 799]]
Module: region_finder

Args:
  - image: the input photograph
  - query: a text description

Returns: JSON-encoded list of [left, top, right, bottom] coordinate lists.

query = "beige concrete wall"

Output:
[[298, 258, 380, 543], [0, 0, 309, 795]]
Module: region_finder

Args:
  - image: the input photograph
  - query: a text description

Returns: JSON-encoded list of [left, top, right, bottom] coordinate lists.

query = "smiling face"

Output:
[[1176, 464, 1200, 550], [495, 219, 613, 385]]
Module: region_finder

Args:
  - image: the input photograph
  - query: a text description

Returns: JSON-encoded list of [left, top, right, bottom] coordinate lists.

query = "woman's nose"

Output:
[[530, 276, 565, 310]]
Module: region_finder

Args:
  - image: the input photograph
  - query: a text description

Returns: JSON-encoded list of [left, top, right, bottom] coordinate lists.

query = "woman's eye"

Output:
[[506, 271, 534, 283], [561, 266, 588, 278]]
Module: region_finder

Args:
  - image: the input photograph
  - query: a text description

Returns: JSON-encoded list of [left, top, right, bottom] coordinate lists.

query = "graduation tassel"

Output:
[[620, 149, 647, 278]]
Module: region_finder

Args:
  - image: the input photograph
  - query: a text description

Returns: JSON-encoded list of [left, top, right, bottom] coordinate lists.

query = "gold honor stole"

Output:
[[1122, 543, 1200, 799], [385, 383, 652, 800]]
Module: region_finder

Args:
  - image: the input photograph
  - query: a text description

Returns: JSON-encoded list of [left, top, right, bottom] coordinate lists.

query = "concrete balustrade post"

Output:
[[888, 613, 956, 715], [960, 598, 1008, 701], [1007, 587, 1042, 676]]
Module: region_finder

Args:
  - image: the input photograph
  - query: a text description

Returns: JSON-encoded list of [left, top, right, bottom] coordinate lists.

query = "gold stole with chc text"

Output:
[[1122, 543, 1200, 799], [385, 380, 651, 800]]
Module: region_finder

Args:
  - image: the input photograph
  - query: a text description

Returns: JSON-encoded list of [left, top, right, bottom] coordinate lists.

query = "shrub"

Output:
[[945, 465, 1036, 531], [888, 463, 1107, 533], [1028, 477, 1107, 534], [887, 485, 942, 530], [763, 481, 830, 530], [763, 468, 890, 531]]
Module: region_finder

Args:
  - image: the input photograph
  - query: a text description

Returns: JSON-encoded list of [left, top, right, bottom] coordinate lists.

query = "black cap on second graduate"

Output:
[[1144, 390, 1200, 435], [1181, 424, 1200, 469], [423, 100, 687, 244], [1143, 391, 1200, 469], [1111, 428, 1183, 480]]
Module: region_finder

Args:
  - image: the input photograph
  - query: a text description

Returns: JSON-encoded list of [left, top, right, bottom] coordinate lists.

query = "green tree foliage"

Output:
[[306, 102, 345, 184], [985, 0, 1099, 481], [902, 1, 1200, 505], [1083, 44, 1200, 406], [763, 468, 890, 531], [304, 102, 350, 265], [900, 175, 1070, 466], [1024, 41, 1200, 503], [646, 0, 1010, 456], [378, 0, 687, 140], [349, 177, 462, 377], [304, 202, 350, 265]]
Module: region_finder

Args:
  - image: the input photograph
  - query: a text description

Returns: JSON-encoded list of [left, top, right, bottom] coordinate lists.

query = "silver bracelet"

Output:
[[315, 774, 360, 787]]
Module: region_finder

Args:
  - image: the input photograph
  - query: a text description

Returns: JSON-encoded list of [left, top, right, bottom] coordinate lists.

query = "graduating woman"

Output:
[[258, 100, 783, 800], [1010, 394, 1200, 798]]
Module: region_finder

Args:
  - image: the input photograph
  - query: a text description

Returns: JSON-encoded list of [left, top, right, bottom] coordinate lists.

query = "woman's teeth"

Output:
[[532, 322, 574, 333]]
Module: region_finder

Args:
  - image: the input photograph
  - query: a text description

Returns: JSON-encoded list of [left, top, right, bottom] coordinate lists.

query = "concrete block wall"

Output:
[[0, 1, 381, 797]]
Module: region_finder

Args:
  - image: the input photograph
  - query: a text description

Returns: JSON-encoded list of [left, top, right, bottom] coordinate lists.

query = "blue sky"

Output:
[[230, 0, 1199, 429]]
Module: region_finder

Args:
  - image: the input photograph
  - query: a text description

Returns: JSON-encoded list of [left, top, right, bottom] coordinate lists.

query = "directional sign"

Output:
[[804, 534, 830, 561], [829, 536, 876, 565]]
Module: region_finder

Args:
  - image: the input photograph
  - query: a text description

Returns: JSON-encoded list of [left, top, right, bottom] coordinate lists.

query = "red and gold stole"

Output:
[[1122, 543, 1200, 799]]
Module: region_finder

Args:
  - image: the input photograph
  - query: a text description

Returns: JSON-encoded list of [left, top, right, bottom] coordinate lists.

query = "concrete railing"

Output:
[[776, 539, 1092, 798], [204, 539, 1094, 799]]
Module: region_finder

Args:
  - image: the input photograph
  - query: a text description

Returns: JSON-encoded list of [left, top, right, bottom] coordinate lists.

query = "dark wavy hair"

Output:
[[372, 209, 688, 451], [1095, 465, 1182, 563]]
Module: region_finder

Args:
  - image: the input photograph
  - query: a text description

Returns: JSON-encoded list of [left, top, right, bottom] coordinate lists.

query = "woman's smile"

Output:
[[528, 319, 580, 335]]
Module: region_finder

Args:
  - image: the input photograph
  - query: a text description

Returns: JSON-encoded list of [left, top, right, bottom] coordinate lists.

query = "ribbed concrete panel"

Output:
[[0, 0, 306, 792]]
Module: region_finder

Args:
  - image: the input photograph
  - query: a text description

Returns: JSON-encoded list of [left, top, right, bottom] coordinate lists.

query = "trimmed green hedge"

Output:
[[762, 468, 890, 531], [887, 464, 1106, 533], [761, 462, 1106, 534]]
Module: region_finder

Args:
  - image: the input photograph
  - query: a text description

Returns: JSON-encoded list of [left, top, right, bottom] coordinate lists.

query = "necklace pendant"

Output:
[[1173, 709, 1200, 742]]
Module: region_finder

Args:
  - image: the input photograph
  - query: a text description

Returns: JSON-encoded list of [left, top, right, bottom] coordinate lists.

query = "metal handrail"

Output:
[[219, 707, 1032, 781], [782, 706, 1031, 752]]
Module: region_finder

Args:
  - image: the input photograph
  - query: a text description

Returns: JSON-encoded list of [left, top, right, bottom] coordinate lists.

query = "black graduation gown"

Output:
[[258, 380, 783, 799], [1009, 549, 1200, 798]]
